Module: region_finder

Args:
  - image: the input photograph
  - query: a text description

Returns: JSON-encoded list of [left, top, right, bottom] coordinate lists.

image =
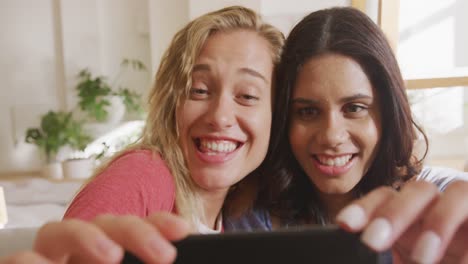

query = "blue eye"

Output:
[[190, 88, 207, 94], [189, 88, 209, 99], [236, 93, 260, 106]]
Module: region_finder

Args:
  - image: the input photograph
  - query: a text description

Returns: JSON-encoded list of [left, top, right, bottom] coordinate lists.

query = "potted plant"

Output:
[[60, 113, 96, 180], [75, 58, 146, 124], [25, 111, 92, 179]]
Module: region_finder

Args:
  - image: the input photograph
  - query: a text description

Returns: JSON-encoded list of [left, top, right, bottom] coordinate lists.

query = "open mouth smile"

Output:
[[312, 154, 357, 176], [197, 138, 240, 153], [314, 154, 356, 167]]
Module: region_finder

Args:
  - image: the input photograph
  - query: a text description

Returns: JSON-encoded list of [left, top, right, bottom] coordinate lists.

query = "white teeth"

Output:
[[317, 155, 352, 167], [199, 139, 237, 153]]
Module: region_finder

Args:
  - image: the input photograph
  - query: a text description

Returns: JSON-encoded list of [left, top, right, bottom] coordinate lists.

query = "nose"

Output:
[[316, 113, 348, 148], [207, 95, 235, 129]]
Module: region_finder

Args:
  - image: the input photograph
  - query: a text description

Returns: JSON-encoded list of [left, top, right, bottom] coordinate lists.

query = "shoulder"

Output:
[[108, 149, 166, 169], [104, 149, 173, 183], [416, 166, 468, 191], [64, 149, 176, 219]]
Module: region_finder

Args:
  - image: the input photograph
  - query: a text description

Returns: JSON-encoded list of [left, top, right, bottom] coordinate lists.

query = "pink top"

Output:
[[64, 150, 176, 220]]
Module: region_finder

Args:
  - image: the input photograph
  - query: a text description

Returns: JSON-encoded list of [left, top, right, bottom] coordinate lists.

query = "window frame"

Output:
[[352, 0, 468, 89]]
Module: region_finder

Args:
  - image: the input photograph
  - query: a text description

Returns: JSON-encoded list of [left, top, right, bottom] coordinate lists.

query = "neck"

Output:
[[197, 188, 229, 229], [317, 191, 355, 222]]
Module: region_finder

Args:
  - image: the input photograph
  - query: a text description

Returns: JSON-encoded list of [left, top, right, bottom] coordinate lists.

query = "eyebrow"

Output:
[[339, 94, 373, 103], [192, 64, 268, 83], [239, 67, 268, 83], [291, 93, 373, 104]]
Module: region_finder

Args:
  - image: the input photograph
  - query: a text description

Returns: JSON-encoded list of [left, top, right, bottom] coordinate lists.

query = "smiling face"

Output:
[[176, 30, 273, 195], [289, 53, 381, 201]]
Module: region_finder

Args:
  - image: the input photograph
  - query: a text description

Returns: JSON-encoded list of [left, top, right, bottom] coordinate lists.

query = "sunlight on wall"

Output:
[[398, 0, 458, 77], [398, 0, 467, 160], [79, 120, 144, 160]]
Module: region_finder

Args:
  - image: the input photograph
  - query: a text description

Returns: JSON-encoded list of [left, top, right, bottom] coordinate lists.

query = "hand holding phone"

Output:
[[122, 226, 384, 264]]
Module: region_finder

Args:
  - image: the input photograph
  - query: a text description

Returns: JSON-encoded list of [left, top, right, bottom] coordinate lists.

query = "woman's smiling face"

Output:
[[289, 53, 382, 198], [176, 30, 274, 194]]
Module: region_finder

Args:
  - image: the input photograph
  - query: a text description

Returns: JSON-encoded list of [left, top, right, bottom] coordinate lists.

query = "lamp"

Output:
[[0, 186, 7, 229]]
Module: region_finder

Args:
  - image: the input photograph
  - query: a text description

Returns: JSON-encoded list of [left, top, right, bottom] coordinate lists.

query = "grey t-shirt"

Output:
[[416, 166, 468, 191]]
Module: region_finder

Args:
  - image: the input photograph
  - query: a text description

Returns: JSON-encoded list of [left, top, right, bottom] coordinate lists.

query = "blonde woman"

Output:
[[1, 6, 283, 264]]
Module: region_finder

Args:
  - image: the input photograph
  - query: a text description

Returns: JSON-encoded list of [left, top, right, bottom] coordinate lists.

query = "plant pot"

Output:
[[41, 162, 64, 180], [63, 158, 95, 179]]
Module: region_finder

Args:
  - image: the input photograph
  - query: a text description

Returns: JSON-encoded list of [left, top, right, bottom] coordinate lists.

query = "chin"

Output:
[[316, 183, 355, 195], [192, 174, 238, 191]]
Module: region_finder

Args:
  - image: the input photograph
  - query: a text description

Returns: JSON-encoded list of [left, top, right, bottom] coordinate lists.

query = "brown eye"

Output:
[[343, 103, 368, 117], [345, 104, 365, 113], [295, 107, 319, 120], [241, 94, 259, 101]]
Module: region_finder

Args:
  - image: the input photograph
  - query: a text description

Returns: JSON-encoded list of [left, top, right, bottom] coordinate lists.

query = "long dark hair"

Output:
[[258, 7, 428, 224]]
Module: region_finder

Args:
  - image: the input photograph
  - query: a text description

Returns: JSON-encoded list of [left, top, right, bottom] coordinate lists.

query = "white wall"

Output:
[[0, 0, 151, 175], [148, 0, 189, 73], [97, 0, 151, 96], [61, 0, 151, 113], [261, 0, 350, 35], [186, 0, 350, 40], [60, 0, 101, 109], [189, 0, 261, 19], [0, 0, 60, 173], [261, 0, 349, 16]]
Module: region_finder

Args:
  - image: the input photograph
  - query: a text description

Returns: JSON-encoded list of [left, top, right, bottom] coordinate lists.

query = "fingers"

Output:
[[336, 186, 394, 231], [336, 181, 439, 251], [93, 214, 178, 264], [34, 219, 123, 264], [363, 181, 439, 251], [336, 180, 468, 263], [0, 251, 52, 264], [463, 252, 468, 264], [3, 214, 188, 264], [146, 212, 191, 241], [411, 180, 468, 263]]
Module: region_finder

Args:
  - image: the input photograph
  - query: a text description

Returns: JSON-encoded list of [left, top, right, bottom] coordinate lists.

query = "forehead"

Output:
[[294, 53, 374, 98], [195, 30, 273, 75]]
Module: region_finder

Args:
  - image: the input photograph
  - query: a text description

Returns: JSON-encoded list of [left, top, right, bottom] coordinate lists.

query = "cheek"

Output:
[[244, 108, 272, 151], [245, 105, 271, 133], [288, 122, 307, 154], [358, 119, 381, 157], [177, 102, 201, 131], [175, 104, 197, 149]]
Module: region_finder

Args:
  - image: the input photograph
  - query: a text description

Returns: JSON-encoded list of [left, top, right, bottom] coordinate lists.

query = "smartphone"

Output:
[[122, 225, 383, 264]]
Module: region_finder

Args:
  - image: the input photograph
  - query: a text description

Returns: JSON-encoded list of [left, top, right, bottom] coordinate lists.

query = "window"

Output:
[[368, 0, 468, 170]]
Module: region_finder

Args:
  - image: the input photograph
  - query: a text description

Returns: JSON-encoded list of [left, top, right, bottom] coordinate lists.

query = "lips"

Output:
[[315, 154, 353, 167], [194, 138, 243, 163], [312, 154, 357, 176], [198, 138, 239, 153]]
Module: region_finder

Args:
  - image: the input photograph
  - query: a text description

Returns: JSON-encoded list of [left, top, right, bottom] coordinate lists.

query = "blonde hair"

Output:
[[89, 6, 284, 227]]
